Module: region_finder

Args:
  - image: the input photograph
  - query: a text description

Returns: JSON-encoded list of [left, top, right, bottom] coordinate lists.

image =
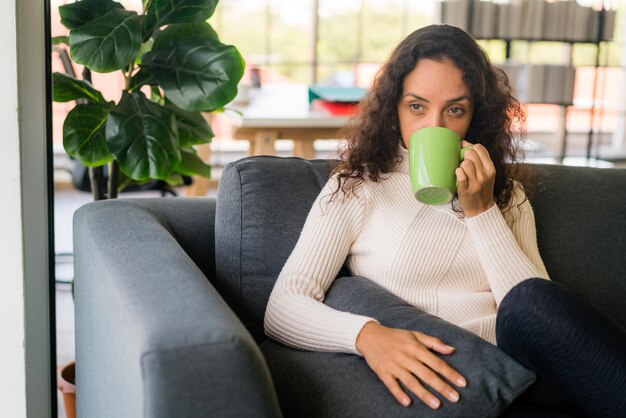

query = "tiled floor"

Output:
[[54, 186, 90, 418]]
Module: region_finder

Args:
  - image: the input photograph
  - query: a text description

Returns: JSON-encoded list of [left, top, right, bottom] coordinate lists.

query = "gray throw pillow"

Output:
[[261, 276, 536, 418]]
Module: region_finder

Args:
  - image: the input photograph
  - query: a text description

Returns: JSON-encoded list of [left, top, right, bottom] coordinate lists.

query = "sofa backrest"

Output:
[[215, 158, 626, 341], [530, 164, 626, 330], [215, 157, 333, 341]]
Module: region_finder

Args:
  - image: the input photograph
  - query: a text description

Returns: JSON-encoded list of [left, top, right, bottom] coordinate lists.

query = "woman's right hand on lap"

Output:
[[355, 321, 467, 409]]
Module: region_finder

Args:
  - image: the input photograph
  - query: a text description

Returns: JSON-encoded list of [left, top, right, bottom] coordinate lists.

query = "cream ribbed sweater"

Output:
[[264, 147, 549, 353]]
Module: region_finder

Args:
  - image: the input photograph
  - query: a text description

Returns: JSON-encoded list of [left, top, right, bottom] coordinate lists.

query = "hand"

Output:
[[456, 141, 496, 217], [355, 322, 467, 409]]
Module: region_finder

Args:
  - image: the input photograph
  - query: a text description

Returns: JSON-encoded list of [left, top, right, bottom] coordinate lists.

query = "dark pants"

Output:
[[496, 278, 626, 418]]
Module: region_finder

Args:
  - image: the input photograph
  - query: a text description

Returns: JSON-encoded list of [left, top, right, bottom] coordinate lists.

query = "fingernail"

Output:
[[456, 377, 467, 388], [429, 398, 441, 409], [401, 397, 410, 407], [449, 392, 460, 402]]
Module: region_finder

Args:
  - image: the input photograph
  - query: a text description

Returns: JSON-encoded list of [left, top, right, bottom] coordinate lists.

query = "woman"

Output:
[[264, 25, 626, 417]]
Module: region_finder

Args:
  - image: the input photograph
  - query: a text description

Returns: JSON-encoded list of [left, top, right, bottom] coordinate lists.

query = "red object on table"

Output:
[[311, 99, 359, 116]]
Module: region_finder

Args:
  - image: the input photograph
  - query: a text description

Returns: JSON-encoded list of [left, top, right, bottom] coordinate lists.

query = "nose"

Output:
[[425, 112, 445, 128]]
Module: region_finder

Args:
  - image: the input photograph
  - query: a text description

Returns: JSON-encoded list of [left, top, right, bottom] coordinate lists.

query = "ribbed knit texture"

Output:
[[264, 147, 549, 354]]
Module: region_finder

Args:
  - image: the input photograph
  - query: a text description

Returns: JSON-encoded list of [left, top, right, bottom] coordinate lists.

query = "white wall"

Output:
[[0, 0, 53, 416], [0, 0, 27, 413]]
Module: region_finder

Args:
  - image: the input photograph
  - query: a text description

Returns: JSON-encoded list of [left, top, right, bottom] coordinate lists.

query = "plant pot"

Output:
[[57, 361, 76, 418]]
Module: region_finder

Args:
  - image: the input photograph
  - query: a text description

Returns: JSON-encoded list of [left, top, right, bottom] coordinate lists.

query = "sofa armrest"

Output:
[[73, 199, 281, 418], [115, 197, 217, 278]]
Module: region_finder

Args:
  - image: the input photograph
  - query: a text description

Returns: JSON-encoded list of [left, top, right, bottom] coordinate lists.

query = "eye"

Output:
[[409, 103, 423, 112], [448, 106, 465, 116]]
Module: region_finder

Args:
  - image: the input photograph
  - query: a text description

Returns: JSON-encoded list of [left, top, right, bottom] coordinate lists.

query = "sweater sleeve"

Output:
[[264, 176, 377, 355], [465, 184, 550, 305]]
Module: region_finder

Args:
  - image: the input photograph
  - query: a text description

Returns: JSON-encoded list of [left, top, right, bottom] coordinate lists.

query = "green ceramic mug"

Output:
[[409, 126, 472, 205]]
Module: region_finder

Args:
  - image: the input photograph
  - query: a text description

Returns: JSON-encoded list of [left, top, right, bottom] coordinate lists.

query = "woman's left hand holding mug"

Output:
[[455, 140, 495, 217]]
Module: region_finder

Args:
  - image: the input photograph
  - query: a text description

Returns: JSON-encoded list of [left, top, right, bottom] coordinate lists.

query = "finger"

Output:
[[414, 332, 455, 355], [407, 361, 461, 404], [462, 147, 486, 179], [456, 167, 468, 190], [468, 144, 495, 176], [459, 159, 478, 185], [414, 333, 467, 388], [465, 153, 487, 185], [380, 373, 412, 407], [461, 139, 474, 148], [419, 350, 467, 389], [397, 370, 441, 410]]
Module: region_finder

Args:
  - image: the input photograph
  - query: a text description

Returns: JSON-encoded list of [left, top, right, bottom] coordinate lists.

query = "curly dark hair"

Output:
[[332, 24, 529, 209]]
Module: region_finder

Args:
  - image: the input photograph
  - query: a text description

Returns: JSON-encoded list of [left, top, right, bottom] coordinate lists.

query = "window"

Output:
[[215, 0, 441, 86]]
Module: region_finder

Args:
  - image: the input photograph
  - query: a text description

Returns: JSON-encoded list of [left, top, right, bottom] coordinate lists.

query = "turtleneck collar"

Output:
[[396, 145, 410, 174]]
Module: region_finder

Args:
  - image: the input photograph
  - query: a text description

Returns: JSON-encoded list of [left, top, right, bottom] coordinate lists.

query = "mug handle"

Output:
[[455, 146, 475, 190], [460, 146, 473, 160]]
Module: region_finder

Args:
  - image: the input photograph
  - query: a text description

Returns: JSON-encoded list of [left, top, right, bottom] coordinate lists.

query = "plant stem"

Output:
[[108, 161, 120, 199], [89, 166, 105, 200], [125, 62, 135, 91]]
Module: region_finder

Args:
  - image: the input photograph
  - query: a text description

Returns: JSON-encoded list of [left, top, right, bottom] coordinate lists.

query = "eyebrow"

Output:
[[403, 93, 471, 104]]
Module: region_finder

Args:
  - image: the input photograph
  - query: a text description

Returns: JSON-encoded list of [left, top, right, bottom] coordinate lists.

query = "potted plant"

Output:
[[52, 0, 244, 200], [57, 361, 76, 418], [52, 0, 243, 414]]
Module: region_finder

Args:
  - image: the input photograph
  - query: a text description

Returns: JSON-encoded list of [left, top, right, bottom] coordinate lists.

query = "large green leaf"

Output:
[[152, 22, 219, 50], [63, 103, 114, 166], [128, 68, 156, 91], [164, 102, 213, 148], [163, 173, 185, 186], [53, 72, 106, 103], [144, 0, 218, 35], [176, 150, 211, 178], [105, 91, 180, 180], [142, 39, 245, 111], [59, 0, 124, 30], [69, 8, 142, 73]]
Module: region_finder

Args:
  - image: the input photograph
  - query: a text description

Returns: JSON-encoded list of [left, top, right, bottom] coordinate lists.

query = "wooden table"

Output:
[[185, 84, 351, 196], [221, 84, 351, 159]]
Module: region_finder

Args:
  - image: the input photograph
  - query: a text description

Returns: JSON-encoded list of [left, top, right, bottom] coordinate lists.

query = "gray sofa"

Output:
[[74, 156, 626, 418]]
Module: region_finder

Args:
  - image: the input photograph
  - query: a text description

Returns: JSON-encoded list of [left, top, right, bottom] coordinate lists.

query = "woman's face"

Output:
[[397, 58, 474, 148]]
